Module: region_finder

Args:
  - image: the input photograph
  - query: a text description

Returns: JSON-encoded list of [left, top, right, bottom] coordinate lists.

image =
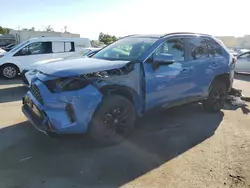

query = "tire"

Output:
[[89, 95, 136, 145], [1, 64, 19, 79], [202, 80, 228, 112]]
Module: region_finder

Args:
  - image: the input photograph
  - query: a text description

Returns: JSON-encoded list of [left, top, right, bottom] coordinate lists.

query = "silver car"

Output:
[[235, 51, 250, 73]]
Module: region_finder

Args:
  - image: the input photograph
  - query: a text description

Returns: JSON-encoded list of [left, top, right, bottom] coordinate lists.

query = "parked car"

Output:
[[22, 33, 235, 145], [2, 43, 16, 52], [0, 48, 5, 54], [21, 47, 101, 86], [0, 37, 92, 79], [235, 51, 250, 73]]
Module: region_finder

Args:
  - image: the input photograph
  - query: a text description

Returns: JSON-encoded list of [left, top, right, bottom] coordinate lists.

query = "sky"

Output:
[[0, 0, 249, 39]]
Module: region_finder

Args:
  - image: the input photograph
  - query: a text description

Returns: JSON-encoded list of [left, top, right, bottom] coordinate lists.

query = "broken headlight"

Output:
[[44, 78, 68, 92], [44, 77, 92, 93], [44, 71, 108, 93], [61, 78, 92, 91]]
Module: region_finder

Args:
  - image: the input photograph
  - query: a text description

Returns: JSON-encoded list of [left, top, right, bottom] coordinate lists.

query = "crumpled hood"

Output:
[[30, 58, 63, 69], [37, 58, 130, 77]]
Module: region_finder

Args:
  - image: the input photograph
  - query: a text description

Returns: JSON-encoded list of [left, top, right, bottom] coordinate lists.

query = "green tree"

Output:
[[0, 26, 10, 35], [44, 25, 54, 32], [98, 32, 117, 45]]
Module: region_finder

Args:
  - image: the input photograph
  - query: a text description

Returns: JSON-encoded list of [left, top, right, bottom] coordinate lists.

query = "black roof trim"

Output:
[[160, 32, 212, 38]]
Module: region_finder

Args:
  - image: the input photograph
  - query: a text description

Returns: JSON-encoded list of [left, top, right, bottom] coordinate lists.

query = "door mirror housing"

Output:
[[153, 54, 174, 66]]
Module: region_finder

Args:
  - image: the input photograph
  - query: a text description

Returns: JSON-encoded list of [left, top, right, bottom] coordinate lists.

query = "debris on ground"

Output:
[[227, 88, 250, 106]]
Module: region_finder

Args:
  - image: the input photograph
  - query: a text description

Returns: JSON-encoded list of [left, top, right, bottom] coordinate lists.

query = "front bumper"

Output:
[[22, 103, 49, 133], [22, 80, 103, 134]]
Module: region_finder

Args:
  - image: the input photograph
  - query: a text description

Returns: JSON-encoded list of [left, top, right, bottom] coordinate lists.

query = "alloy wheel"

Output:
[[3, 66, 17, 78]]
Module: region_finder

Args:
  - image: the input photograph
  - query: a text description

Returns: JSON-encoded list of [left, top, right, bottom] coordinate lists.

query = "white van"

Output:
[[0, 37, 92, 79]]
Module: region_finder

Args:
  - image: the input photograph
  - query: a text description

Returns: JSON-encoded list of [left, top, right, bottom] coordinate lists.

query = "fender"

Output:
[[99, 85, 143, 116]]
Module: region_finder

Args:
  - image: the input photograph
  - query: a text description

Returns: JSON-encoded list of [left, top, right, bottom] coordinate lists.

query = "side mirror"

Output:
[[153, 54, 174, 66]]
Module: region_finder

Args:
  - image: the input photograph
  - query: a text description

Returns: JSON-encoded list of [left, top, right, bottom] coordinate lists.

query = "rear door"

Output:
[[186, 37, 227, 97], [185, 36, 213, 97], [51, 41, 76, 59]]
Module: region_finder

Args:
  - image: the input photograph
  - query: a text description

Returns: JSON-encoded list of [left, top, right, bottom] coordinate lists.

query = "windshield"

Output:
[[93, 37, 157, 61], [9, 41, 29, 53]]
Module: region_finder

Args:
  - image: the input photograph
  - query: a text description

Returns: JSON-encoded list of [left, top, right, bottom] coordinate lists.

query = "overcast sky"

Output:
[[0, 0, 248, 39]]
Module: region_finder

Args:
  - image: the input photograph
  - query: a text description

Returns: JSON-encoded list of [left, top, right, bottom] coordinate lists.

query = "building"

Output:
[[216, 36, 237, 48], [8, 30, 80, 44], [0, 34, 15, 46], [217, 35, 250, 49]]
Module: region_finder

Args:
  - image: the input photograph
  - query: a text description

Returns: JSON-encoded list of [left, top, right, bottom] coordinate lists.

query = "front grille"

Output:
[[30, 83, 43, 104]]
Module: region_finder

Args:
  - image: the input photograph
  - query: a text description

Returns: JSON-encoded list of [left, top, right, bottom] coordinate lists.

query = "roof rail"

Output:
[[118, 34, 138, 40], [160, 32, 211, 38]]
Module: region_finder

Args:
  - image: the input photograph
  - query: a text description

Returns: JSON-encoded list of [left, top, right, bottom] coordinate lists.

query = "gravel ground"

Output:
[[0, 74, 250, 188]]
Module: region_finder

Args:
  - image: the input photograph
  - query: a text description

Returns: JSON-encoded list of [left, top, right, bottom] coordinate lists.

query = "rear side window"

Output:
[[206, 39, 223, 57], [187, 37, 208, 60], [52, 42, 75, 53]]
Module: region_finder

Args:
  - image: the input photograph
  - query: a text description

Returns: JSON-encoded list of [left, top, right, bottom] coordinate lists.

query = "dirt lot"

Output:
[[0, 75, 250, 188]]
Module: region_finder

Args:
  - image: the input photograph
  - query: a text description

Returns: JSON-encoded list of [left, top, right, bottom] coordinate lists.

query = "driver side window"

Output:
[[154, 38, 185, 62], [238, 52, 250, 59], [14, 42, 51, 56]]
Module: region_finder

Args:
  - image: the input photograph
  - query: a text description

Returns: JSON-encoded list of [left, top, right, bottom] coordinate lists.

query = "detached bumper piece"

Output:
[[21, 70, 29, 86]]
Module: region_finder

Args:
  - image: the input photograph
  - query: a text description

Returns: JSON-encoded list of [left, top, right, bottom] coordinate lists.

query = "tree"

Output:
[[44, 25, 54, 32], [98, 32, 117, 45], [0, 26, 10, 35], [28, 27, 35, 31]]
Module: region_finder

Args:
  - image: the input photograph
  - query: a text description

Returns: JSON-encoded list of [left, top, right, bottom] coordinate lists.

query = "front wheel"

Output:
[[1, 64, 19, 79], [89, 95, 136, 145], [202, 81, 228, 112]]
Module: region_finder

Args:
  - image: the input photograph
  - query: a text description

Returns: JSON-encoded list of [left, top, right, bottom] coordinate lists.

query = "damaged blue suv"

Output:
[[22, 33, 235, 144]]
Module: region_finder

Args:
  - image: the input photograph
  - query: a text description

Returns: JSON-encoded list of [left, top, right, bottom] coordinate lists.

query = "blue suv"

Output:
[[22, 33, 235, 144]]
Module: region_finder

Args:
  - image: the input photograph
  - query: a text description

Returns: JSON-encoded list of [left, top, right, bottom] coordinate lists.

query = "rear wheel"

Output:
[[202, 81, 228, 112], [1, 64, 19, 79], [89, 95, 136, 145]]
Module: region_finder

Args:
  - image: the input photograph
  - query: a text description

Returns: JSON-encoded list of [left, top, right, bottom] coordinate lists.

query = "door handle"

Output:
[[212, 62, 219, 67], [180, 68, 189, 74]]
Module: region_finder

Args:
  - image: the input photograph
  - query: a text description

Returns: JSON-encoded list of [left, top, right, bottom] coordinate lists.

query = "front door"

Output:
[[13, 42, 54, 70], [144, 37, 193, 110], [236, 52, 250, 73]]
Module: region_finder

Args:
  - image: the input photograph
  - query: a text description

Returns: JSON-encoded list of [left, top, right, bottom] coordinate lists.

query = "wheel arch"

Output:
[[209, 73, 231, 92], [0, 63, 21, 73], [99, 85, 143, 115]]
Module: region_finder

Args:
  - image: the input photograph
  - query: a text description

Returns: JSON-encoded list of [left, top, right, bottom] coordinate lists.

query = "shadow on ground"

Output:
[[0, 104, 223, 188], [0, 77, 23, 86], [0, 85, 28, 103]]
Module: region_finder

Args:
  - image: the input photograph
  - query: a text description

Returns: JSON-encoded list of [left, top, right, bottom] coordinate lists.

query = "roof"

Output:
[[122, 32, 212, 39], [26, 37, 90, 42]]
